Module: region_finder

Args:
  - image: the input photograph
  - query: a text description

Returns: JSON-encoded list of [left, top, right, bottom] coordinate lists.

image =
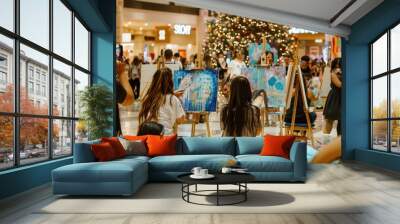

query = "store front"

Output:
[[117, 6, 208, 63]]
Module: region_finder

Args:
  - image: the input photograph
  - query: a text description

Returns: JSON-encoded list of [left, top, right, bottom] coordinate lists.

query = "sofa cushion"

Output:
[[149, 154, 235, 172], [91, 142, 118, 162], [236, 155, 293, 172], [119, 138, 147, 156], [179, 137, 235, 155], [147, 135, 177, 157], [235, 137, 263, 155], [53, 158, 147, 183], [101, 137, 127, 158], [260, 135, 296, 159]]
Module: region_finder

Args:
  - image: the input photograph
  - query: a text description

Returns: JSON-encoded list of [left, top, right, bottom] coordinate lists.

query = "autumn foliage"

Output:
[[0, 85, 59, 151]]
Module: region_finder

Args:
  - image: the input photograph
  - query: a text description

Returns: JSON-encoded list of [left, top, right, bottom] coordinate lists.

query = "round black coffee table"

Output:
[[177, 173, 255, 206]]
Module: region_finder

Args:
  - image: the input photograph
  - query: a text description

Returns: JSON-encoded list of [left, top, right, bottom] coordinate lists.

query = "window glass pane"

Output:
[[75, 120, 88, 143], [75, 18, 89, 70], [372, 77, 387, 119], [372, 121, 388, 151], [74, 69, 89, 118], [391, 24, 400, 70], [391, 72, 400, 118], [372, 33, 387, 76], [0, 116, 14, 170], [53, 119, 72, 157], [53, 0, 72, 60], [20, 44, 49, 115], [391, 120, 400, 153], [0, 0, 14, 31], [20, 117, 49, 165], [53, 59, 72, 117], [20, 0, 49, 49], [0, 35, 14, 112]]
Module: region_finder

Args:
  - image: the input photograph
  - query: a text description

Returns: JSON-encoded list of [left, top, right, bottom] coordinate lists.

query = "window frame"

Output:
[[0, 0, 92, 171], [370, 21, 400, 154]]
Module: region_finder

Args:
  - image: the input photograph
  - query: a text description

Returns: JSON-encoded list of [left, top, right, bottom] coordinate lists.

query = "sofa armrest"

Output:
[[289, 142, 307, 182], [73, 140, 100, 163]]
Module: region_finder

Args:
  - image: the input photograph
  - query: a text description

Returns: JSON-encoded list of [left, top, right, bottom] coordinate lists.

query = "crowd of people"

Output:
[[116, 44, 341, 138]]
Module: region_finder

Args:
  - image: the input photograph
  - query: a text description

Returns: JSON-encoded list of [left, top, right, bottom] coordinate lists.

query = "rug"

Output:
[[38, 183, 361, 214]]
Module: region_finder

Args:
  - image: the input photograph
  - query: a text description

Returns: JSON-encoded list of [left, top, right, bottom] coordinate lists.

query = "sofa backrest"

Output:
[[73, 140, 100, 163], [177, 137, 236, 155], [235, 137, 263, 155]]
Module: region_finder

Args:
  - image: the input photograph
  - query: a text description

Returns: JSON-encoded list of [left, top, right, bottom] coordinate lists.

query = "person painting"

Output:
[[284, 55, 317, 125], [323, 57, 342, 135], [139, 67, 185, 135], [221, 76, 262, 136]]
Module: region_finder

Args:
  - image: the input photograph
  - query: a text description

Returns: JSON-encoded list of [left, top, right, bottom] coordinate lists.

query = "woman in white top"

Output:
[[227, 49, 247, 81], [139, 67, 185, 134]]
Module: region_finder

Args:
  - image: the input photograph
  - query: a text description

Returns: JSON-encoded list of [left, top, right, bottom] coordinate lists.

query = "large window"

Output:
[[371, 23, 400, 153], [0, 0, 91, 170]]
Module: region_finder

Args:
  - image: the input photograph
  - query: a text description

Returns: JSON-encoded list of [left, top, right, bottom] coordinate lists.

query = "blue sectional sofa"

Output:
[[52, 137, 307, 196]]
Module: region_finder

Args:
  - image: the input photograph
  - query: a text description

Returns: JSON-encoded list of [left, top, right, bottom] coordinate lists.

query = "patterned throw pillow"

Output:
[[118, 137, 147, 156]]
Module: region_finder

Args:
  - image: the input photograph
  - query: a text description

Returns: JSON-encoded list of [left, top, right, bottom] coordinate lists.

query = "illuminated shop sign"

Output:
[[174, 24, 191, 35], [159, 29, 166, 40]]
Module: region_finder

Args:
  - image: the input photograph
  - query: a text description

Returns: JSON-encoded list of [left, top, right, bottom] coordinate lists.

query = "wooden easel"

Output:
[[283, 59, 314, 145], [174, 53, 213, 137]]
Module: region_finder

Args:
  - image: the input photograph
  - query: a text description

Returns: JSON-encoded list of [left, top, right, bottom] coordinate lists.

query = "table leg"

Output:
[[245, 183, 247, 201], [195, 184, 198, 192], [216, 184, 219, 206]]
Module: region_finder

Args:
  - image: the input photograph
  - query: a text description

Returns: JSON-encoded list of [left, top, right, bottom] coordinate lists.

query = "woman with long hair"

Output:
[[221, 76, 262, 136], [138, 68, 185, 134]]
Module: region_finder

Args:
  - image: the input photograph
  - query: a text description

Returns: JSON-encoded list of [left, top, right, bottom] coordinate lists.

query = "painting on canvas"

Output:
[[173, 69, 218, 112]]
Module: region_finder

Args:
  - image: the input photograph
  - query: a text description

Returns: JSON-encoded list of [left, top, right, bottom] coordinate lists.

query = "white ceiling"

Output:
[[170, 0, 384, 37], [227, 0, 352, 22]]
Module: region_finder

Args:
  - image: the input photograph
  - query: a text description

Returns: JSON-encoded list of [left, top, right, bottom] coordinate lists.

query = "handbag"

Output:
[[137, 121, 164, 136]]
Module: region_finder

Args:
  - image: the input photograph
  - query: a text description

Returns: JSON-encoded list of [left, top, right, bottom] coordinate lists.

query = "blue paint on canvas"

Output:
[[173, 69, 218, 112], [242, 66, 286, 107], [248, 43, 279, 65]]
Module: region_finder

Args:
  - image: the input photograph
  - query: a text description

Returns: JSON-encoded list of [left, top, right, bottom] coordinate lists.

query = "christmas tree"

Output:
[[203, 12, 296, 65]]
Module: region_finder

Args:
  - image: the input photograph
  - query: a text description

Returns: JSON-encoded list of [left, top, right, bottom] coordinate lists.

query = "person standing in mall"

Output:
[[129, 56, 141, 100], [216, 52, 227, 80], [227, 49, 247, 81], [164, 49, 175, 64], [173, 52, 183, 70], [323, 57, 342, 136]]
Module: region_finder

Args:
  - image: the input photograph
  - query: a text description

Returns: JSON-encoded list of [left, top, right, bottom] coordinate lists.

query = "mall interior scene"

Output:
[[1, 0, 400, 223]]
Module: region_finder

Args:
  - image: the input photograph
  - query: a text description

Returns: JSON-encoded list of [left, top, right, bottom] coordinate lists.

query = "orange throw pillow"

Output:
[[260, 135, 296, 159], [91, 142, 117, 161], [146, 135, 177, 157], [124, 135, 148, 142], [101, 137, 126, 158]]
